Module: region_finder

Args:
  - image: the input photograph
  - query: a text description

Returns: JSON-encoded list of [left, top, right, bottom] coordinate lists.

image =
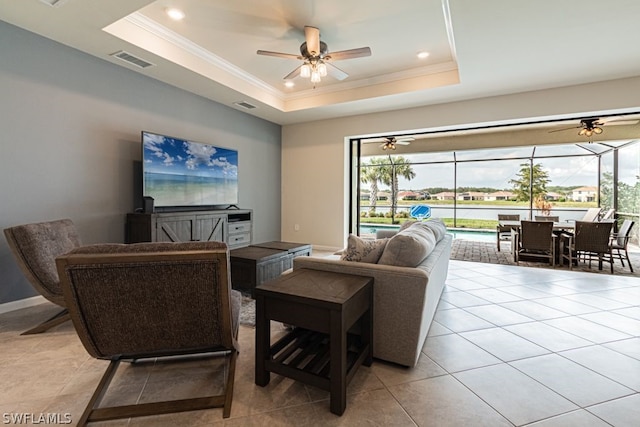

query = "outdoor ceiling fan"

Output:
[[549, 117, 639, 137], [363, 136, 415, 150], [256, 26, 371, 86]]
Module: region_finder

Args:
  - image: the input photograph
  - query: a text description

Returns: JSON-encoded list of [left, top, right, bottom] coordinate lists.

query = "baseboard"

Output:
[[0, 295, 46, 315]]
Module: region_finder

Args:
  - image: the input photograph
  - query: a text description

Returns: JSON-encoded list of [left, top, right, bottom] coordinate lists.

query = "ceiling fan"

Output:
[[364, 136, 415, 150], [549, 117, 639, 137], [257, 26, 371, 86]]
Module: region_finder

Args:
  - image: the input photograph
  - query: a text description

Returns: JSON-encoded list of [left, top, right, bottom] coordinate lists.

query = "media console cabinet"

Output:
[[125, 209, 252, 249]]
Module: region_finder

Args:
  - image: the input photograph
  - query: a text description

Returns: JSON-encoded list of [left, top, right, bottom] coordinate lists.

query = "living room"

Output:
[[1, 1, 639, 425]]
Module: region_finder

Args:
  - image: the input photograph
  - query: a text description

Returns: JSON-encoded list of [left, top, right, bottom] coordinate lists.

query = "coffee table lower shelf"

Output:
[[265, 328, 370, 392]]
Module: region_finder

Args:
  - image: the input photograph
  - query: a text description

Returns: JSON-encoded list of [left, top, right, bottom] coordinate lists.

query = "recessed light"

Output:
[[417, 51, 430, 59], [284, 81, 295, 88], [166, 8, 185, 20]]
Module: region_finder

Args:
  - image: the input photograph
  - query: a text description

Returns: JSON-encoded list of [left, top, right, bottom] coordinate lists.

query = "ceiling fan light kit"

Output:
[[257, 26, 371, 87], [578, 119, 603, 137], [364, 136, 414, 151]]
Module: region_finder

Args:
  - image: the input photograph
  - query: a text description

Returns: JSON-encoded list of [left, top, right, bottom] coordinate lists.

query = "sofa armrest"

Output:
[[293, 255, 430, 366], [293, 255, 428, 281]]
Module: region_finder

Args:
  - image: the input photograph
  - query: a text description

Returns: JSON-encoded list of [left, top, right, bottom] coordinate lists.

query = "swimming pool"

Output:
[[359, 224, 496, 243]]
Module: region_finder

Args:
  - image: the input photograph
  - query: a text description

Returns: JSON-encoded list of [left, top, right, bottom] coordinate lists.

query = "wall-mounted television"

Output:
[[142, 131, 238, 209]]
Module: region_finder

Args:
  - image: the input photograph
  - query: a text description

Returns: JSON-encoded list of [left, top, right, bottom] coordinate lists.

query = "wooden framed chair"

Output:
[[514, 220, 556, 266], [496, 214, 520, 251], [610, 219, 635, 272], [56, 241, 241, 426], [3, 219, 80, 334], [561, 220, 615, 273]]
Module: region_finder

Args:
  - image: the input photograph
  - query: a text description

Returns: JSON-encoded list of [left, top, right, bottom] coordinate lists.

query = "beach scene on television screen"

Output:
[[143, 133, 238, 206]]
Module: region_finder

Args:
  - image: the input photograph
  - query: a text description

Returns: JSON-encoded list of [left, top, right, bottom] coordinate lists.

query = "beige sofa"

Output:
[[293, 221, 452, 367]]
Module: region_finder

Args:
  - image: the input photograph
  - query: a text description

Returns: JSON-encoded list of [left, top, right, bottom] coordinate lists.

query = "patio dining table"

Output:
[[498, 220, 576, 232], [498, 220, 575, 262]]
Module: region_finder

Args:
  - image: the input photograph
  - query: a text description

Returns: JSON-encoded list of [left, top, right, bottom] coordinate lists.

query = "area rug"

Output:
[[239, 294, 255, 327]]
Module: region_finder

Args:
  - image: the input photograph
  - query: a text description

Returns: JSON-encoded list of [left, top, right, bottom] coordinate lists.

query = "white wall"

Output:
[[0, 21, 282, 304], [282, 77, 640, 249]]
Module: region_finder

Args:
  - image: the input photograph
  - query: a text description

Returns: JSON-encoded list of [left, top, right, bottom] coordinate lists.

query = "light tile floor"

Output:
[[0, 259, 638, 426]]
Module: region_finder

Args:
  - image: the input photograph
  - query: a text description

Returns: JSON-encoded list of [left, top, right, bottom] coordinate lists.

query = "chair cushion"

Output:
[[341, 234, 388, 263]]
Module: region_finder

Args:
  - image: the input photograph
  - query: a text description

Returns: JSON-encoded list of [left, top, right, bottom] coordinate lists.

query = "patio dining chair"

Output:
[[561, 220, 615, 273], [600, 208, 615, 221], [496, 214, 520, 252], [610, 219, 635, 272], [580, 207, 602, 222], [534, 216, 560, 222], [514, 220, 556, 266]]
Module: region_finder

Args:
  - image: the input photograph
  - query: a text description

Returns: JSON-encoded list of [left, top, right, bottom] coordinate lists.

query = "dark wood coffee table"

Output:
[[254, 268, 373, 416], [252, 241, 312, 257], [251, 241, 312, 269], [229, 246, 293, 298]]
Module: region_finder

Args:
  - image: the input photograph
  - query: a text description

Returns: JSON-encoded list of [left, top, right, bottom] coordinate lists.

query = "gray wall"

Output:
[[0, 21, 282, 304]]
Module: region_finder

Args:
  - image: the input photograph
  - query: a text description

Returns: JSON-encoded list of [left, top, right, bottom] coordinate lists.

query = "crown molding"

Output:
[[123, 12, 283, 100]]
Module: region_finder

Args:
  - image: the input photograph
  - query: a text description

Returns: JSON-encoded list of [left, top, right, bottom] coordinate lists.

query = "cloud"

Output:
[[182, 142, 238, 177], [144, 134, 174, 165]]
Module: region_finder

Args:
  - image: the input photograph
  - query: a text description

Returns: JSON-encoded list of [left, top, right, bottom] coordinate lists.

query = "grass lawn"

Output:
[[361, 217, 497, 229], [359, 200, 598, 230]]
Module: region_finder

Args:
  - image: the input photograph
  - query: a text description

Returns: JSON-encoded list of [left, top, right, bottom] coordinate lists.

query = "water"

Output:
[[361, 204, 589, 222], [359, 224, 496, 243], [144, 172, 238, 206]]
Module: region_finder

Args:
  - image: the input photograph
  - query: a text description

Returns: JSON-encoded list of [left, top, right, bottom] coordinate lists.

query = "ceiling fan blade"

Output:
[[603, 119, 639, 126], [548, 125, 580, 133], [326, 47, 372, 61], [256, 50, 302, 60], [304, 26, 320, 56], [362, 137, 386, 143], [326, 62, 349, 81], [283, 65, 302, 80]]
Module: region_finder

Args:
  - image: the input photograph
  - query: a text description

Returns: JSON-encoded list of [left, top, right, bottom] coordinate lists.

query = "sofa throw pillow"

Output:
[[341, 234, 388, 263], [378, 223, 437, 267]]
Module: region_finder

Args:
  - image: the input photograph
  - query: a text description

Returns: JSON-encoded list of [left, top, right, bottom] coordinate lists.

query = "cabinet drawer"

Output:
[[228, 232, 251, 248], [229, 221, 251, 234]]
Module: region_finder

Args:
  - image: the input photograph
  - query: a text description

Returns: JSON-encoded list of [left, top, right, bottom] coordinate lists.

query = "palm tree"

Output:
[[360, 158, 386, 215], [380, 156, 416, 223]]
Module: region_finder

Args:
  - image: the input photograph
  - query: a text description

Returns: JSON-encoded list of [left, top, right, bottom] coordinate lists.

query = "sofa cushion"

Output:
[[378, 222, 437, 267], [399, 220, 417, 231], [417, 218, 447, 242], [340, 234, 388, 263]]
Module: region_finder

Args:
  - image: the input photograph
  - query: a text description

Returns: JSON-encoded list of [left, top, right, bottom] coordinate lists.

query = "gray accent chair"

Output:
[[55, 241, 241, 425], [3, 218, 80, 334]]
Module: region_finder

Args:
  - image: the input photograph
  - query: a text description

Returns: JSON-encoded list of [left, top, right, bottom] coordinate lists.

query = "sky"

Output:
[[143, 132, 238, 178], [364, 143, 639, 191]]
